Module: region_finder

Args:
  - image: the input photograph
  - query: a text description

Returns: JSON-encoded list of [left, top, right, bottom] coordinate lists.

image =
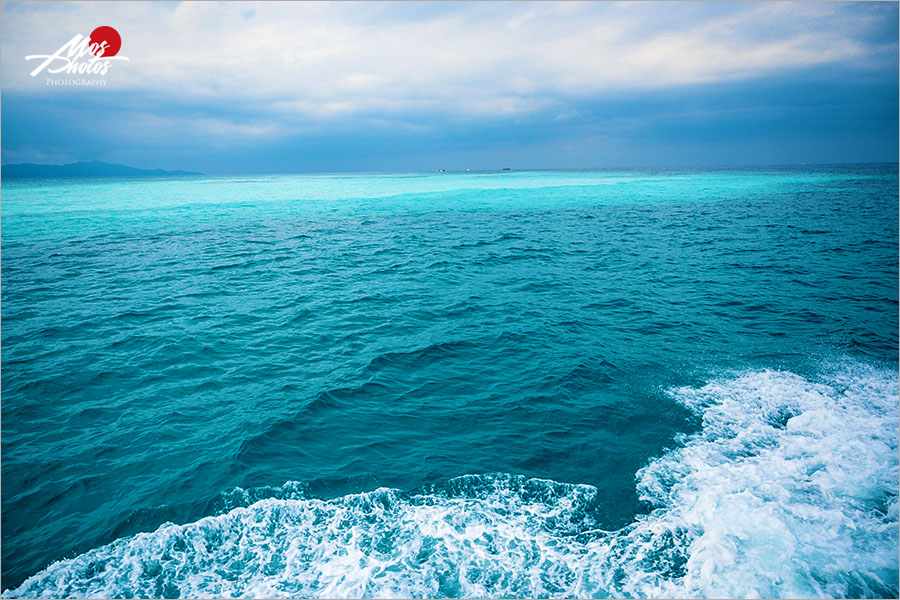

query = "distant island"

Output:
[[1, 161, 201, 179]]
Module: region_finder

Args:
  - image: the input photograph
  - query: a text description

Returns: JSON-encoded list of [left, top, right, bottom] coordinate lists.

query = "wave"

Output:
[[5, 361, 898, 598]]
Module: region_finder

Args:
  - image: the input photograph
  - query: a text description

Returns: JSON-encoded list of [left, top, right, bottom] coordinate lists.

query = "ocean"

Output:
[[1, 165, 897, 598]]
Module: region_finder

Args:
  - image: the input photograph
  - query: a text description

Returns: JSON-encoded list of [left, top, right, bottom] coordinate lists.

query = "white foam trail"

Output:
[[5, 361, 898, 598], [607, 361, 899, 598]]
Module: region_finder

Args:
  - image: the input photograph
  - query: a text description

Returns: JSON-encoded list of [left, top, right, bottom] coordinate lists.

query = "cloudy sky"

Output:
[[1, 1, 897, 174]]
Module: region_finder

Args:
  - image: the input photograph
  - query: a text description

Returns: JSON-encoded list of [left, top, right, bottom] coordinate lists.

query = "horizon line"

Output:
[[2, 160, 898, 181]]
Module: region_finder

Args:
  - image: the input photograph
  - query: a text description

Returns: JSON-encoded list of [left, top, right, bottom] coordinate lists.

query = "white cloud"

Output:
[[1, 0, 893, 127]]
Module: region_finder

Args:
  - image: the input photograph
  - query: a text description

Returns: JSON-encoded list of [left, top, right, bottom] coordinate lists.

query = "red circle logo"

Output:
[[89, 26, 121, 57]]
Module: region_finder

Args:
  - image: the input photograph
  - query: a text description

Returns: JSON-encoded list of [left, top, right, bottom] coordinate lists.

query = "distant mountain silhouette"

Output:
[[2, 161, 201, 179]]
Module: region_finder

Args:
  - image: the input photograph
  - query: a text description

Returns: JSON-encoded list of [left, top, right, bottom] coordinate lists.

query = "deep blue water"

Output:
[[2, 166, 898, 598]]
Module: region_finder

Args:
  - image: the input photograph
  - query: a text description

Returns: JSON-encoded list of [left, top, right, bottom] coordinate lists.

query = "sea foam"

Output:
[[5, 361, 897, 598]]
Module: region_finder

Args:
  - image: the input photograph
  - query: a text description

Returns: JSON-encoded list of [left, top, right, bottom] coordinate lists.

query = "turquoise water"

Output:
[[2, 166, 898, 598]]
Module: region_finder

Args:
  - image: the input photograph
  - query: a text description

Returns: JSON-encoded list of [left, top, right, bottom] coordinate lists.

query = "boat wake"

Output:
[[6, 361, 898, 598]]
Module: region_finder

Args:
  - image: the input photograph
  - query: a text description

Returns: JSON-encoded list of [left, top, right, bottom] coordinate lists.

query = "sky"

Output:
[[1, 1, 898, 174]]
